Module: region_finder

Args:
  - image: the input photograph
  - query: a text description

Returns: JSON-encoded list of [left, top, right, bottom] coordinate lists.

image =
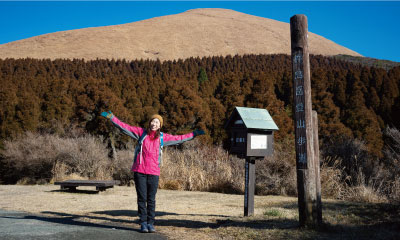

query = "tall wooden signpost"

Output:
[[290, 14, 322, 227]]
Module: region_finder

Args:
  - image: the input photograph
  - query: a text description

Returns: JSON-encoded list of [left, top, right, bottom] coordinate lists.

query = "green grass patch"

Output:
[[264, 208, 282, 217]]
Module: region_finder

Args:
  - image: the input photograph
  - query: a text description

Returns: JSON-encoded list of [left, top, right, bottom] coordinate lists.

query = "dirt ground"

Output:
[[0, 184, 297, 240]]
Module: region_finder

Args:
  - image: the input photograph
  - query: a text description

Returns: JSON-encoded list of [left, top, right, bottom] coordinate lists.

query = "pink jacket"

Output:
[[111, 116, 195, 176]]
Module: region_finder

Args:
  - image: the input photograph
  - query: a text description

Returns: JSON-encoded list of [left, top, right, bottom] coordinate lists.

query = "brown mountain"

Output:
[[0, 8, 361, 61]]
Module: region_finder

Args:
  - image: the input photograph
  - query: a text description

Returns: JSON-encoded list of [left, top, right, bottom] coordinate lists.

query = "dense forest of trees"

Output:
[[1, 55, 399, 159]]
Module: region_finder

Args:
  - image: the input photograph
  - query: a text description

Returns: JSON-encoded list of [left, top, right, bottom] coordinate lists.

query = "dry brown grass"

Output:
[[255, 137, 297, 196], [1, 132, 112, 184], [320, 157, 348, 199], [0, 9, 361, 61], [320, 157, 390, 203], [1, 129, 399, 203], [1, 128, 400, 238], [159, 140, 244, 194], [107, 139, 245, 194]]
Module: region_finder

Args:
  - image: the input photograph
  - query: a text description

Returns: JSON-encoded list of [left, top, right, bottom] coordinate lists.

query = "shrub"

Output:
[[319, 157, 348, 199], [1, 132, 112, 184], [322, 136, 375, 185], [255, 137, 297, 196], [1, 126, 398, 204], [111, 142, 136, 186], [159, 140, 244, 194], [382, 127, 400, 202]]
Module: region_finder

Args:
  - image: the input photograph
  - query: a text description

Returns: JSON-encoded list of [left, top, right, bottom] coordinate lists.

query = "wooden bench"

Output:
[[54, 180, 121, 192]]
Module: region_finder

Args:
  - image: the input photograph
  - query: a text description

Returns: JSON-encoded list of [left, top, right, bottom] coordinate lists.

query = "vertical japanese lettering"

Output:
[[298, 153, 307, 163], [292, 49, 308, 169], [296, 86, 304, 96], [296, 103, 304, 112], [297, 136, 306, 145], [297, 120, 305, 128], [295, 70, 303, 80], [294, 54, 302, 64]]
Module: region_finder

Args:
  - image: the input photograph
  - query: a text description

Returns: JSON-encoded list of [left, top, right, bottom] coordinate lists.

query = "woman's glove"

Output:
[[100, 110, 114, 120], [193, 129, 205, 137]]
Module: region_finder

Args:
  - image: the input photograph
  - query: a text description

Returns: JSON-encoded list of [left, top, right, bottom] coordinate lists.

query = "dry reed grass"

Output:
[[159, 140, 244, 193], [320, 157, 348, 199], [1, 132, 112, 183], [255, 137, 297, 196], [1, 128, 400, 203]]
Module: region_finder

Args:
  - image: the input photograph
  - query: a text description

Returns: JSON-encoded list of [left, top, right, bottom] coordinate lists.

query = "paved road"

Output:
[[0, 209, 166, 240]]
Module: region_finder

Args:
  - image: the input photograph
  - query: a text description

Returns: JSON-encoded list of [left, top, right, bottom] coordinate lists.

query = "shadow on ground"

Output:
[[92, 209, 230, 218], [41, 210, 299, 230], [2, 196, 393, 240], [0, 210, 166, 240], [94, 210, 299, 229], [5, 212, 138, 232], [47, 189, 102, 194], [260, 200, 400, 239], [7, 200, 396, 240], [265, 199, 400, 225]]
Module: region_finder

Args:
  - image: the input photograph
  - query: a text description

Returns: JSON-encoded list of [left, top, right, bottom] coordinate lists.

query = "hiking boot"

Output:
[[140, 222, 148, 233], [147, 224, 156, 233]]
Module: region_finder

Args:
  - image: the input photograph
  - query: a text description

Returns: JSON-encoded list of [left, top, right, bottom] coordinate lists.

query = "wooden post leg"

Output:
[[312, 111, 323, 225], [96, 187, 107, 191], [61, 185, 76, 191], [244, 157, 256, 216]]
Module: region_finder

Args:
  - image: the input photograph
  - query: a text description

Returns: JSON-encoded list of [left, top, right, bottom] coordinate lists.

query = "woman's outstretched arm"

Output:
[[163, 129, 205, 146], [101, 111, 144, 140]]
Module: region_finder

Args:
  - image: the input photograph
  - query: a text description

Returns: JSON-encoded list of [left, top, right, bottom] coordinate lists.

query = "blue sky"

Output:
[[1, 1, 399, 62]]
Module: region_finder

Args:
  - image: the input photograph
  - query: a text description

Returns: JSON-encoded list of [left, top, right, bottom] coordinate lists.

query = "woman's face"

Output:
[[150, 118, 161, 131]]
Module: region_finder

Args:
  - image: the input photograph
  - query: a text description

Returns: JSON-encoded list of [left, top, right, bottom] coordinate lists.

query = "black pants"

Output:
[[134, 172, 159, 224]]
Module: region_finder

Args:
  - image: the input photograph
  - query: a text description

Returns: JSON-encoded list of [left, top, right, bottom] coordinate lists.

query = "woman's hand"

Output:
[[100, 110, 114, 119]]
